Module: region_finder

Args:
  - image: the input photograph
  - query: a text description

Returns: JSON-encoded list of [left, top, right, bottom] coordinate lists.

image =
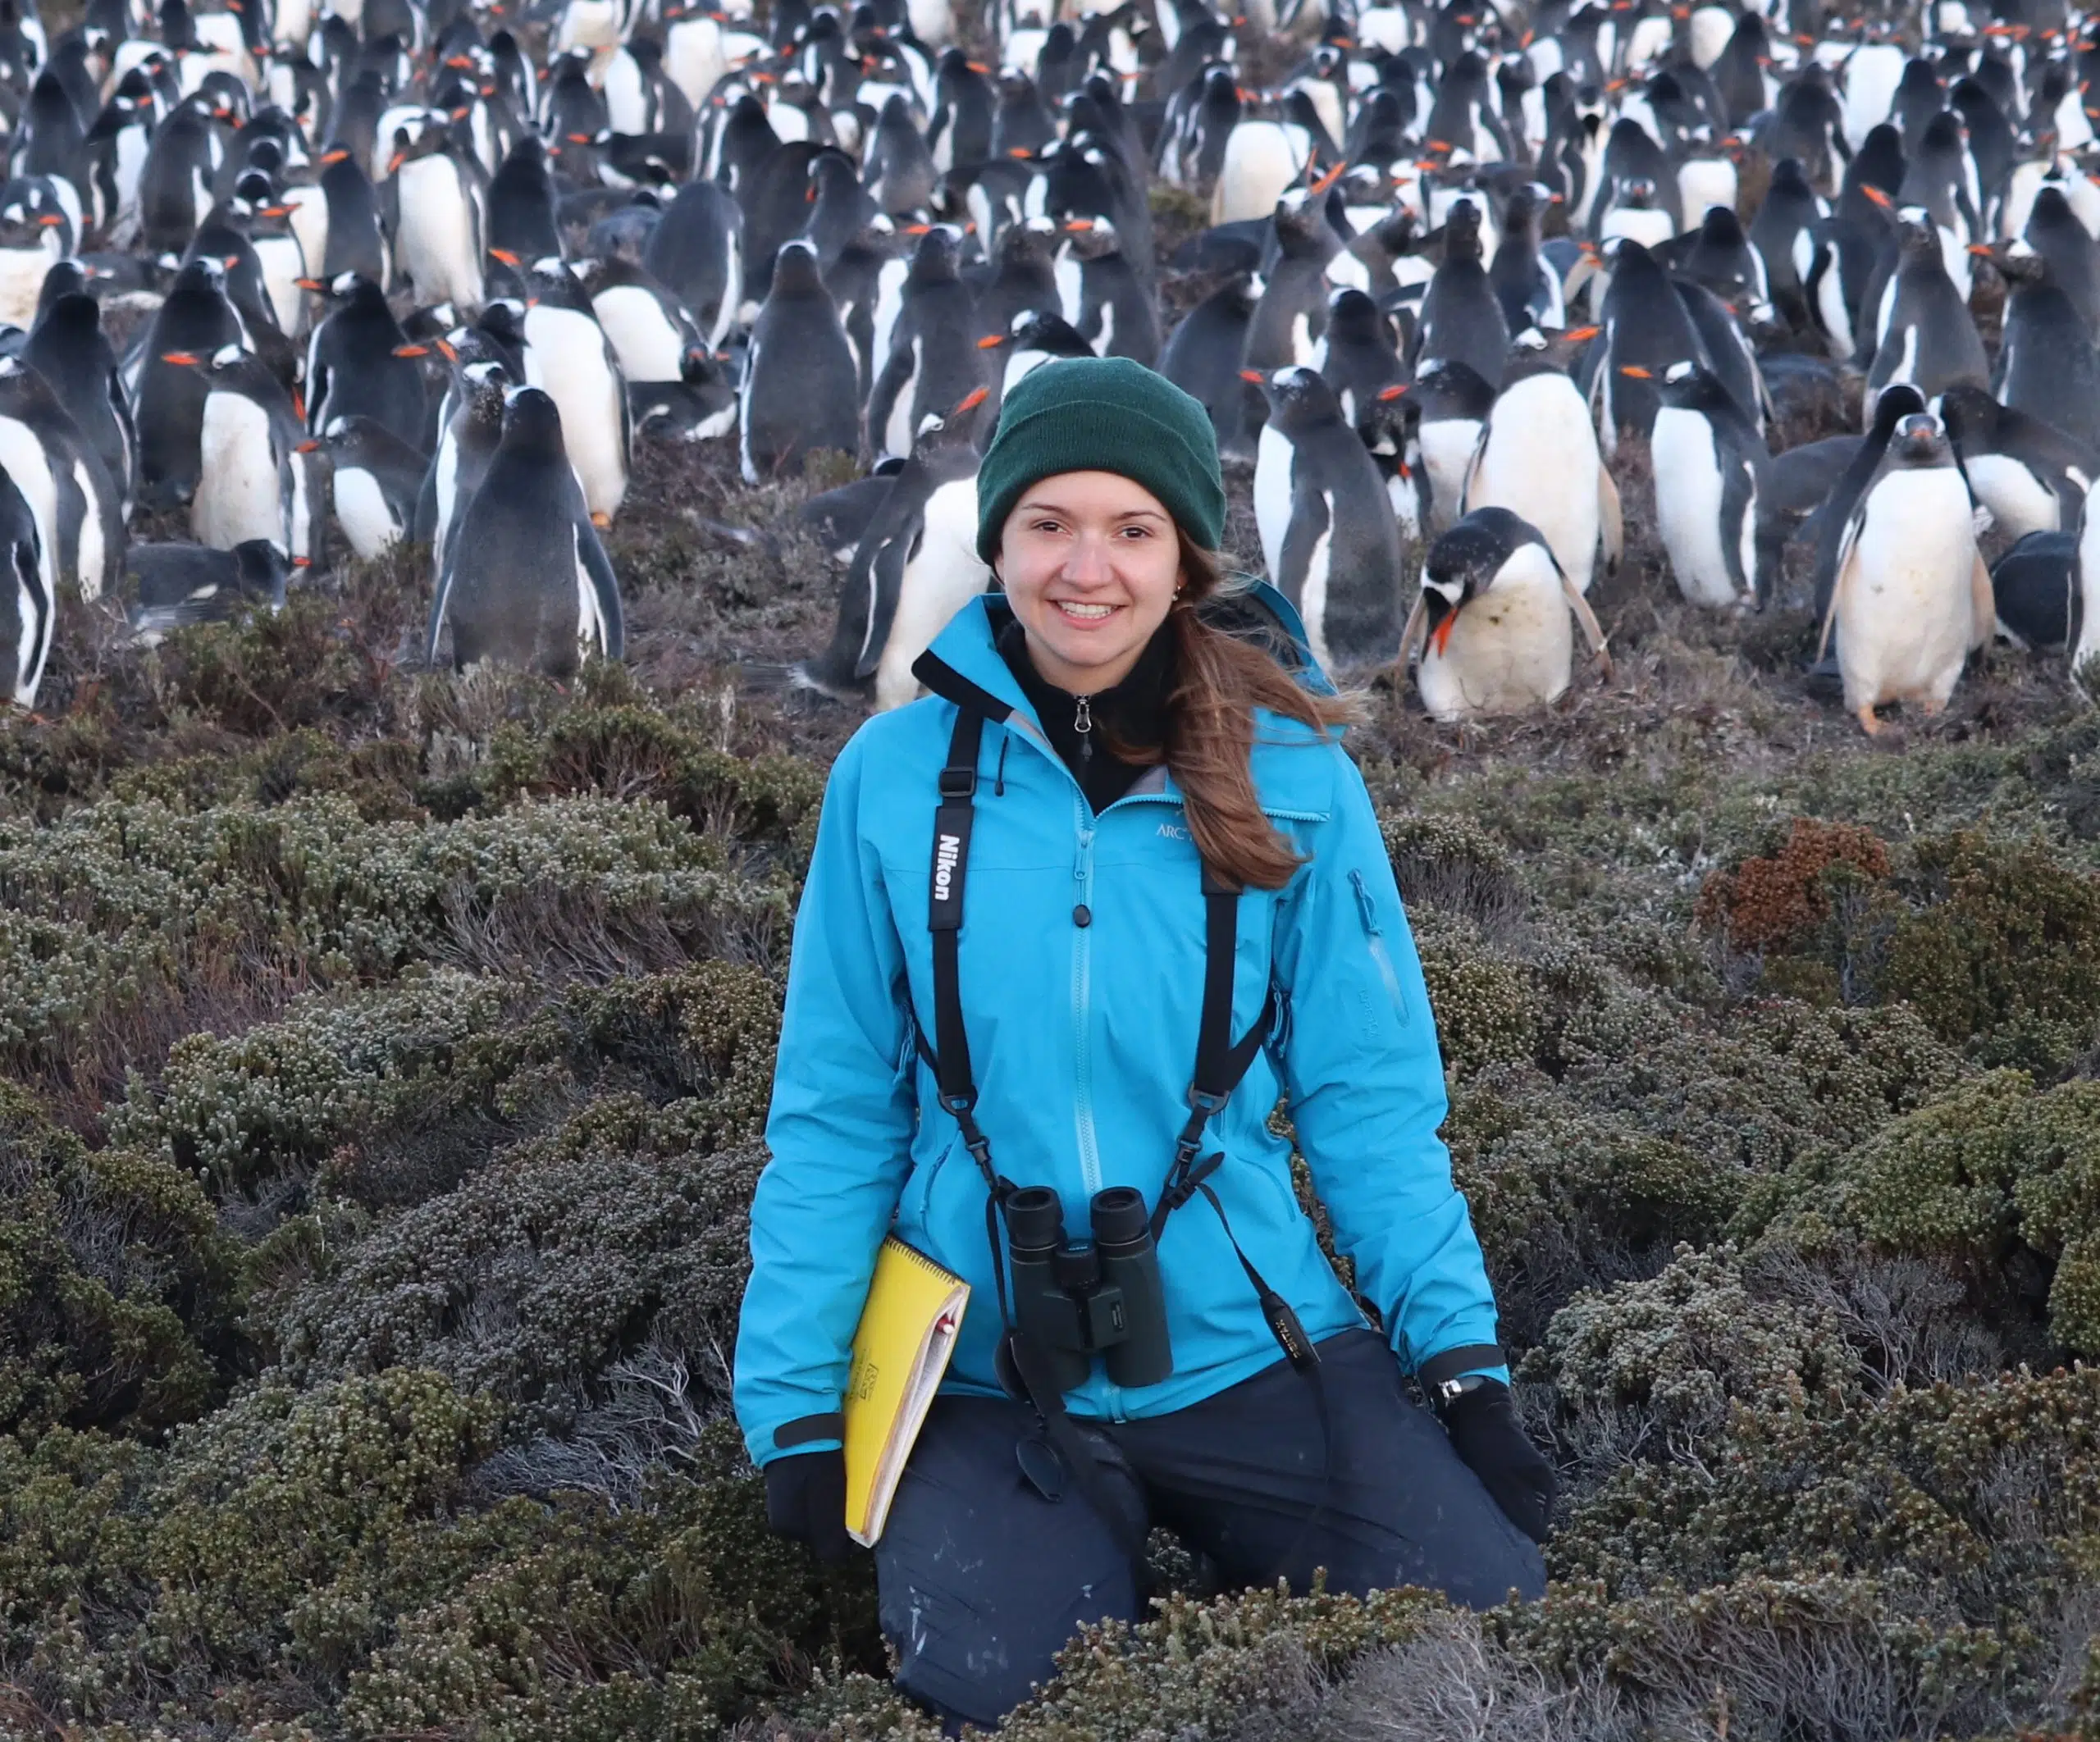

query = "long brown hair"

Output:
[[1159, 538, 1363, 891]]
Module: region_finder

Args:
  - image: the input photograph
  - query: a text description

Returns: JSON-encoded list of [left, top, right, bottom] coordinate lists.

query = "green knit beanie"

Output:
[[974, 357, 1226, 563]]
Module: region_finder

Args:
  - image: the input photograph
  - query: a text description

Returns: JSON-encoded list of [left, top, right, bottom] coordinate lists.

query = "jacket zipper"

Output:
[[1073, 796, 1101, 1197], [1349, 868, 1408, 1019]]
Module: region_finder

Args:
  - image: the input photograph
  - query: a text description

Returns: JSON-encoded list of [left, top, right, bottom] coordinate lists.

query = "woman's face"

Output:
[[998, 469, 1182, 693]]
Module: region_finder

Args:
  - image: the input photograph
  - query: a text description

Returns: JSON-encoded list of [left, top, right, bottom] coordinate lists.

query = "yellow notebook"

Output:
[[844, 1236, 971, 1546]]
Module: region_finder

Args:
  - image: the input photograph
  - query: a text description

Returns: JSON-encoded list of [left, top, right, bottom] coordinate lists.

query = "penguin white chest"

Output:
[[334, 466, 400, 559], [1835, 471, 1979, 713], [1466, 377, 1603, 592], [593, 285, 684, 384], [397, 157, 483, 311], [2075, 483, 2100, 694], [1650, 407, 1741, 608], [194, 394, 284, 550], [1964, 454, 2060, 542], [1418, 548, 1573, 721], [0, 418, 58, 597], [0, 248, 52, 331], [1418, 418, 1479, 533], [874, 474, 993, 711], [525, 306, 628, 521]]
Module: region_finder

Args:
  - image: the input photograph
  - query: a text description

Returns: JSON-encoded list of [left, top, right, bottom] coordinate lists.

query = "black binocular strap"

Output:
[[920, 703, 1321, 1566]]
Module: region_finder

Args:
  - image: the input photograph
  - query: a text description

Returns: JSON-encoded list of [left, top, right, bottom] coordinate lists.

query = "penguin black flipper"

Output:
[[851, 531, 912, 682], [578, 517, 624, 660], [1276, 476, 1331, 618]]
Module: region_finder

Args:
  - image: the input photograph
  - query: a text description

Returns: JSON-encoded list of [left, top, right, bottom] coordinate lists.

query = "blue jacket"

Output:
[[734, 591, 1504, 1466]]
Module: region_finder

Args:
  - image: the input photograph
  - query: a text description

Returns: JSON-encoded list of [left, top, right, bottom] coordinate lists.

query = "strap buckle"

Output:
[[938, 767, 978, 799]]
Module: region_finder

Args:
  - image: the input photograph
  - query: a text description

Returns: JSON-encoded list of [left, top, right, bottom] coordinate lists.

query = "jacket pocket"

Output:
[[1349, 869, 1411, 1024], [898, 1129, 964, 1237]]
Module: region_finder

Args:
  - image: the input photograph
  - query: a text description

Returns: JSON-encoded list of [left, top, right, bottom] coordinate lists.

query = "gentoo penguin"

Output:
[[317, 148, 390, 286], [1988, 531, 2079, 655], [2019, 186, 2100, 336], [518, 259, 629, 524], [1317, 287, 1404, 428], [189, 344, 320, 563], [0, 465, 48, 705], [1245, 188, 1344, 372], [305, 273, 427, 449], [1461, 329, 1620, 595], [1410, 357, 1498, 535], [1158, 272, 1260, 458], [125, 538, 293, 645], [1403, 505, 1613, 722], [1993, 244, 2100, 453], [1060, 217, 1156, 365], [741, 239, 860, 484], [1413, 199, 1509, 390], [418, 358, 509, 584], [1936, 383, 2097, 543], [322, 414, 425, 559], [1821, 410, 1993, 733], [1650, 359, 1774, 610], [484, 135, 562, 266], [23, 290, 132, 513], [131, 258, 244, 508], [1587, 239, 1712, 455], [133, 97, 220, 258], [868, 226, 986, 463], [642, 178, 742, 347], [1750, 157, 1828, 334], [587, 258, 701, 387], [390, 124, 484, 311], [1249, 367, 1404, 670], [982, 309, 1093, 396], [427, 388, 623, 677], [1866, 216, 1989, 413], [1488, 182, 1564, 336], [865, 93, 937, 217], [1805, 384, 1928, 690], [794, 399, 993, 709]]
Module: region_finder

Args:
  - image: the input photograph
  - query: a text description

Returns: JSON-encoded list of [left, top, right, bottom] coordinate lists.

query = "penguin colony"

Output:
[[6, 0, 2100, 727]]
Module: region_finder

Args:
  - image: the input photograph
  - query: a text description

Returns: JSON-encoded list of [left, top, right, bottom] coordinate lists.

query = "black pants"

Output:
[[874, 1329, 1547, 1731]]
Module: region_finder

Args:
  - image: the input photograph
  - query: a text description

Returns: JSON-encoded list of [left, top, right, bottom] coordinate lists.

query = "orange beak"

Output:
[[1618, 364, 1652, 379], [161, 351, 199, 366], [1428, 609, 1458, 656], [953, 385, 988, 414], [1563, 324, 1600, 342], [976, 333, 1004, 348]]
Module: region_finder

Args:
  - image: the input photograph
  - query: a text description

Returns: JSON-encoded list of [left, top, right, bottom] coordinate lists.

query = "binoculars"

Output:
[[1005, 1184, 1172, 1392]]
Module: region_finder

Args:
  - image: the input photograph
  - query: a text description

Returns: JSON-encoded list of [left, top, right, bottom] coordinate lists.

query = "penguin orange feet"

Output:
[[591, 512, 612, 529], [1855, 705, 1883, 736]]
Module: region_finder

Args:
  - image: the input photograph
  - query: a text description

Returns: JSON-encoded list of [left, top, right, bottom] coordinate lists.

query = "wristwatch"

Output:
[[1435, 1371, 1496, 1407]]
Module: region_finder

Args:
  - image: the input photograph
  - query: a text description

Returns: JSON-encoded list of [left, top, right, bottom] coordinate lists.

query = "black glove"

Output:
[[764, 1448, 857, 1564], [1440, 1382, 1557, 1544]]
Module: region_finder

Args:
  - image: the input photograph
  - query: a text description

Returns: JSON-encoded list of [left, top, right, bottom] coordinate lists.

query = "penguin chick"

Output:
[[1821, 410, 1993, 734], [1403, 505, 1612, 722]]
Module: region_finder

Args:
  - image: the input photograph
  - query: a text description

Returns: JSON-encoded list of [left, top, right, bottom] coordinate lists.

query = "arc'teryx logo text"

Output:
[[934, 832, 961, 901]]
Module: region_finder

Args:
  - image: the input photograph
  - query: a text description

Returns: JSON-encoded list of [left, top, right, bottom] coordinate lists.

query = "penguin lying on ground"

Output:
[[125, 537, 294, 645]]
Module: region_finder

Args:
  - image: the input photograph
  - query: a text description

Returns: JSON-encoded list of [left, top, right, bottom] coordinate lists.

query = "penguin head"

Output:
[[500, 385, 567, 458], [1890, 410, 1953, 466], [770, 238, 828, 297], [1326, 287, 1388, 344], [1248, 365, 1339, 431]]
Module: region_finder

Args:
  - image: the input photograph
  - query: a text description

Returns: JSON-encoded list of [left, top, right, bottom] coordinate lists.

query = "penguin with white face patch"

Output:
[[740, 239, 861, 484], [0, 199, 60, 331], [1059, 216, 1157, 365], [980, 308, 1094, 397], [190, 343, 322, 564], [23, 289, 132, 515], [1821, 410, 1993, 734], [794, 392, 993, 709], [426, 386, 623, 678], [1650, 358, 1774, 610], [1403, 504, 1613, 722], [322, 413, 425, 559], [518, 258, 630, 524], [0, 465, 48, 707], [305, 271, 427, 449], [1461, 328, 1621, 596], [1249, 365, 1405, 670]]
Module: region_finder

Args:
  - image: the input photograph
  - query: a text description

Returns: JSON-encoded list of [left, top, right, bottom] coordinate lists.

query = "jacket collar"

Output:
[[910, 587, 1340, 821]]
